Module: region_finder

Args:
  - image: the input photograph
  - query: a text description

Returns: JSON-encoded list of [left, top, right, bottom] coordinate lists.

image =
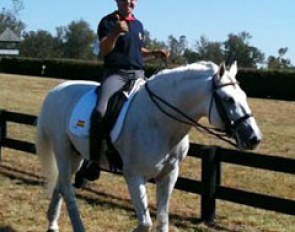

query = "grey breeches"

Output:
[[97, 69, 144, 116]]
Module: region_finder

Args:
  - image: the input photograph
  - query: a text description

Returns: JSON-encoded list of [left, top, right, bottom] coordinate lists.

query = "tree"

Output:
[[143, 29, 168, 66], [62, 20, 96, 59], [267, 56, 279, 69], [224, 32, 264, 68], [167, 35, 188, 64], [278, 47, 291, 68], [54, 26, 67, 57], [267, 47, 291, 69], [0, 0, 25, 35], [20, 20, 97, 59], [20, 30, 62, 58], [195, 35, 224, 64], [183, 48, 200, 64], [144, 29, 166, 50]]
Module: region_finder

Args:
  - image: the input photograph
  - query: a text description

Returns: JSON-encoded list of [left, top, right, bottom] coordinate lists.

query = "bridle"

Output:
[[144, 73, 253, 147], [208, 74, 253, 137]]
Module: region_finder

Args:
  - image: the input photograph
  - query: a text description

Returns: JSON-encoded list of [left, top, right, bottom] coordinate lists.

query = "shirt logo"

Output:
[[139, 32, 143, 41]]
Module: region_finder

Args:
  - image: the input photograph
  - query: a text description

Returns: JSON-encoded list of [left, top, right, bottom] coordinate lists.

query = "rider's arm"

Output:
[[99, 20, 129, 57], [141, 48, 170, 59], [99, 32, 121, 57]]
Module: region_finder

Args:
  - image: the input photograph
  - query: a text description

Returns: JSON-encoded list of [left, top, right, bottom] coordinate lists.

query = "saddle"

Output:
[[69, 78, 145, 171], [104, 80, 136, 134]]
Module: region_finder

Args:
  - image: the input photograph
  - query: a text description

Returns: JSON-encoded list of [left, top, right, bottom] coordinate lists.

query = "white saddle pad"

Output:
[[69, 78, 145, 143]]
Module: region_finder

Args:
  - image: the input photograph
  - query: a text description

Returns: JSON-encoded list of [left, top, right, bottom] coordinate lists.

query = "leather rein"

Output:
[[144, 73, 253, 147]]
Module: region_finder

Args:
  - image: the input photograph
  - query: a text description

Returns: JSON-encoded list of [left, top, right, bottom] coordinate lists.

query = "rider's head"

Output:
[[116, 0, 137, 17]]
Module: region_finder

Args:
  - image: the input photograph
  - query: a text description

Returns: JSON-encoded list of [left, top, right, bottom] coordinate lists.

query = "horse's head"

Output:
[[209, 61, 262, 150]]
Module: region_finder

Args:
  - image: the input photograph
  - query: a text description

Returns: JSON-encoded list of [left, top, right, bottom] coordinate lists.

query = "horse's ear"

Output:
[[229, 61, 238, 76], [214, 62, 225, 85], [219, 62, 226, 77]]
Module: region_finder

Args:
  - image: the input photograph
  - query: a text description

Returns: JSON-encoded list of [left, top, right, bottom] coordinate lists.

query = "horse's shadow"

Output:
[[0, 226, 17, 232], [0, 164, 232, 232]]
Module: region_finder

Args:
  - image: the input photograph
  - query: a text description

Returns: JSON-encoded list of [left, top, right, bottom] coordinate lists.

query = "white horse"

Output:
[[36, 61, 261, 232]]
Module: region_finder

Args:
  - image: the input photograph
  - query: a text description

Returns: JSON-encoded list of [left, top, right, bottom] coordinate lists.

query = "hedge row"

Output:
[[237, 69, 295, 101], [0, 57, 105, 81], [0, 57, 294, 101], [0, 57, 159, 82]]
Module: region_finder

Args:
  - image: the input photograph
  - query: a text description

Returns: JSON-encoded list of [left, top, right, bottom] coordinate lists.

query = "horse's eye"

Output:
[[224, 97, 235, 104]]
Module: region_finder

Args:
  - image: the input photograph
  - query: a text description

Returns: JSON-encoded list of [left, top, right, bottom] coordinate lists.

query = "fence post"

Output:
[[0, 110, 7, 161], [201, 146, 221, 222]]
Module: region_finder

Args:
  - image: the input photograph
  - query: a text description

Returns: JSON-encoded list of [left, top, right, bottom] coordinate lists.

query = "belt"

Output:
[[103, 68, 144, 80], [105, 65, 143, 70]]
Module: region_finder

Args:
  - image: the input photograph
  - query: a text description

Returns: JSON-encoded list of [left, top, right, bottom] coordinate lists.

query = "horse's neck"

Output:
[[125, 67, 213, 150], [149, 67, 213, 120]]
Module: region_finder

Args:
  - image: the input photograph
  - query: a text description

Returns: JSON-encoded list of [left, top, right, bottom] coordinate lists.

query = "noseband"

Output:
[[208, 75, 253, 136]]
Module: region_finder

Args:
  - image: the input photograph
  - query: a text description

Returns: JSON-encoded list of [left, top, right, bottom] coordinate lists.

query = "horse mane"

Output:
[[151, 61, 219, 81]]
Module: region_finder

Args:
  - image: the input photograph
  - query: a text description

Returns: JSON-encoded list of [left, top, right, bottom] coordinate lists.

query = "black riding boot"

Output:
[[74, 110, 104, 188]]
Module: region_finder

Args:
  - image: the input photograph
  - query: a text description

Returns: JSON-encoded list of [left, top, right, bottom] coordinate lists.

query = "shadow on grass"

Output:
[[0, 226, 17, 232], [0, 164, 43, 186], [0, 163, 232, 232]]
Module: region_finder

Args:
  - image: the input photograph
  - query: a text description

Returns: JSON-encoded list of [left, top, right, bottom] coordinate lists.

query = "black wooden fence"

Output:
[[0, 109, 294, 221]]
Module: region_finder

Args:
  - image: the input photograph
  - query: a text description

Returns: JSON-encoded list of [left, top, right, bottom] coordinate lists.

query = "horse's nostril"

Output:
[[249, 135, 261, 147]]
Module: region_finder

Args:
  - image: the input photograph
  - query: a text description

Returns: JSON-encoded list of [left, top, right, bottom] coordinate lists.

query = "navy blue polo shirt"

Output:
[[98, 11, 145, 70]]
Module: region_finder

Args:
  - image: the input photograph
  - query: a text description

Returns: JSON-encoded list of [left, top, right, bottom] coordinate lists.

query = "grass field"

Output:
[[0, 73, 294, 232]]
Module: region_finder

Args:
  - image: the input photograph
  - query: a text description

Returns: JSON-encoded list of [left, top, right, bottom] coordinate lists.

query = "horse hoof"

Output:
[[47, 229, 58, 232], [132, 224, 152, 232]]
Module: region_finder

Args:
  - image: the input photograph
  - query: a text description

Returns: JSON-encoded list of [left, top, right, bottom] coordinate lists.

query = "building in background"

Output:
[[0, 28, 21, 57]]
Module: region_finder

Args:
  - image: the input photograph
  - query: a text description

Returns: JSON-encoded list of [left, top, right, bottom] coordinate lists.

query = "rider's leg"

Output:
[[74, 73, 126, 186], [91, 73, 127, 155]]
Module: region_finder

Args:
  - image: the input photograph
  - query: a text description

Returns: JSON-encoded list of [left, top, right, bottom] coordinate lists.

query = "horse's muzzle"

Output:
[[235, 118, 262, 150], [243, 133, 262, 150]]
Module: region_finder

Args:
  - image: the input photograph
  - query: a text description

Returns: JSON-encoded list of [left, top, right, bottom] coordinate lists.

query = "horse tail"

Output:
[[36, 106, 58, 198]]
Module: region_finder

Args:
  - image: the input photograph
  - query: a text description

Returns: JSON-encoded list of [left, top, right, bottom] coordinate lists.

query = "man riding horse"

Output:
[[75, 0, 169, 184]]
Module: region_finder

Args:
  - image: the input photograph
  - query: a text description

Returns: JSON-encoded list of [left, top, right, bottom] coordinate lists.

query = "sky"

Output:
[[1, 0, 295, 65]]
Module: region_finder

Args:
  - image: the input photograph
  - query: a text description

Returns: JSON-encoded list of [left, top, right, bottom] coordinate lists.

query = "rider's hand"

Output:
[[153, 49, 170, 59], [114, 20, 129, 35]]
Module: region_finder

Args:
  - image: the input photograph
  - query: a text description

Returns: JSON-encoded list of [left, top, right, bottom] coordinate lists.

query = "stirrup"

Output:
[[73, 160, 101, 188]]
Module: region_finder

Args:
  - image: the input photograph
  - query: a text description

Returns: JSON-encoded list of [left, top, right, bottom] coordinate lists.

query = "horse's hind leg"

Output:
[[125, 175, 152, 232], [46, 151, 82, 232], [47, 186, 63, 232], [54, 143, 85, 232], [47, 153, 82, 232], [60, 181, 85, 232]]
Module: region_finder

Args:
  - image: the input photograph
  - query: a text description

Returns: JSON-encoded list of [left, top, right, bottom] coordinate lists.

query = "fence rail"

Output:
[[0, 109, 294, 221]]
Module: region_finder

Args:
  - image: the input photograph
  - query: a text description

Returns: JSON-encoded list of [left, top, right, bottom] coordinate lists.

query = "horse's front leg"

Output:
[[155, 165, 179, 232], [124, 174, 152, 232]]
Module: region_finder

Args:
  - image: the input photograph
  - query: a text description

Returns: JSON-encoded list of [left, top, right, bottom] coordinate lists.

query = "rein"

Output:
[[144, 80, 237, 147]]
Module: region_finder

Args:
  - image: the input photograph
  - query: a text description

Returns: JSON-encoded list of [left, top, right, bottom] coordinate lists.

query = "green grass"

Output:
[[0, 73, 294, 232]]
